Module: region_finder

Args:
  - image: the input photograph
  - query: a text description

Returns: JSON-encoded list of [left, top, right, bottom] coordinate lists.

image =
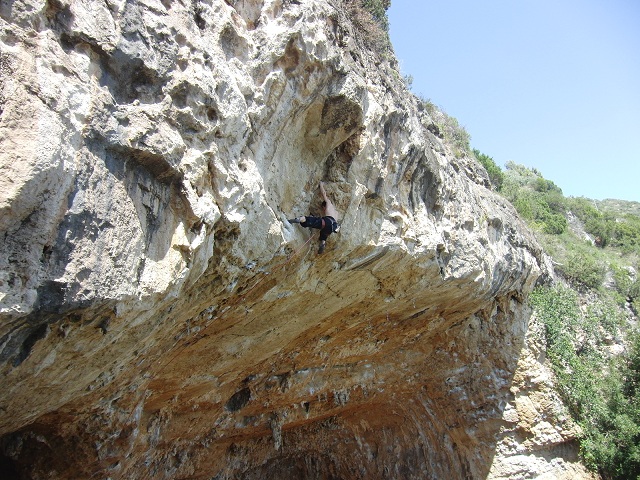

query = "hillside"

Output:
[[476, 157, 640, 479], [597, 199, 640, 218]]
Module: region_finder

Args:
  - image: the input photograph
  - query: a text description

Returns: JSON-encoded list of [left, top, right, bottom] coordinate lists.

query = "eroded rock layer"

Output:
[[0, 1, 582, 478]]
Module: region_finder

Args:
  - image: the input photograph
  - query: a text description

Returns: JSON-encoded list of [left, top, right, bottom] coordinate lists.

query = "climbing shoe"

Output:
[[318, 240, 326, 254], [288, 217, 301, 224]]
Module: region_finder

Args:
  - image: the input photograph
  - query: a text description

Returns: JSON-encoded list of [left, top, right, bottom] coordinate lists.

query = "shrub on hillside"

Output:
[[625, 333, 640, 399], [613, 264, 637, 296], [473, 149, 504, 191], [559, 249, 606, 290], [611, 214, 640, 254], [543, 212, 568, 235], [631, 280, 640, 312], [572, 207, 640, 252], [501, 163, 568, 235], [534, 177, 562, 194], [566, 197, 625, 248], [531, 285, 581, 366], [612, 264, 640, 313], [361, 0, 391, 31], [586, 214, 616, 248]]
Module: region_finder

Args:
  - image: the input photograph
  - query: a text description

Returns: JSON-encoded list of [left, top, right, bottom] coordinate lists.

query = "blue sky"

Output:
[[388, 0, 640, 202]]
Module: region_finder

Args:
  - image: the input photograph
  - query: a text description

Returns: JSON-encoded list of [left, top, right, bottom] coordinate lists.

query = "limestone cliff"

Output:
[[0, 1, 590, 478]]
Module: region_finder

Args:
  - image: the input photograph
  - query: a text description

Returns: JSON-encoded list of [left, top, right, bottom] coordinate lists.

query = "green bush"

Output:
[[570, 207, 640, 252], [611, 214, 640, 254], [625, 333, 640, 399], [559, 249, 606, 289], [361, 0, 391, 31], [473, 149, 504, 191], [501, 163, 567, 235], [544, 191, 566, 213], [631, 279, 640, 304], [530, 285, 580, 363], [543, 212, 568, 235], [586, 299, 621, 338], [566, 197, 629, 248], [612, 264, 640, 307], [585, 214, 615, 247], [567, 197, 600, 219], [534, 177, 563, 194]]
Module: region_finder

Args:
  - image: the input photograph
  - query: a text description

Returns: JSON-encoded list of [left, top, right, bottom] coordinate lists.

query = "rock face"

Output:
[[0, 1, 590, 478]]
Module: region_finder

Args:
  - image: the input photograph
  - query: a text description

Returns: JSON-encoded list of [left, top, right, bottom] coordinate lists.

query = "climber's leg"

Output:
[[288, 215, 324, 230]]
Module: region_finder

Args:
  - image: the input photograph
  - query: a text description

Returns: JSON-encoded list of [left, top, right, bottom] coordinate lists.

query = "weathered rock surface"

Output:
[[0, 0, 592, 478]]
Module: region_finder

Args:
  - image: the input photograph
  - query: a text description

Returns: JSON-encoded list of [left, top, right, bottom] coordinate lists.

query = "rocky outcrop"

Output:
[[0, 1, 590, 478]]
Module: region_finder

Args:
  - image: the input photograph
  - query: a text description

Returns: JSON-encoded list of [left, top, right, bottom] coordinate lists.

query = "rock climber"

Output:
[[288, 182, 340, 254]]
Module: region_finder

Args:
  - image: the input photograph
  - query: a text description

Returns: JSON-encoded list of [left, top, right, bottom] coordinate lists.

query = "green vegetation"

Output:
[[612, 263, 640, 312], [598, 199, 640, 217], [469, 157, 640, 478], [500, 162, 568, 235], [496, 162, 640, 296], [564, 197, 640, 254], [560, 245, 607, 290], [531, 286, 640, 479], [473, 149, 504, 191], [361, 0, 391, 31], [495, 162, 640, 256]]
